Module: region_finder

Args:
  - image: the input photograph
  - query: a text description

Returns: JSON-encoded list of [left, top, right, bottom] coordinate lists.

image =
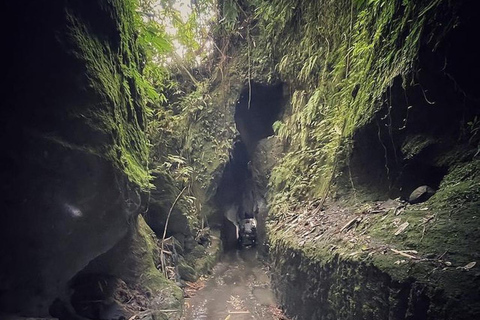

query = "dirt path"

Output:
[[182, 249, 285, 320]]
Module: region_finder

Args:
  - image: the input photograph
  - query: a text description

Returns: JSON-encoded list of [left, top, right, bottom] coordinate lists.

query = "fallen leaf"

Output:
[[464, 262, 476, 270], [392, 218, 401, 227], [391, 248, 419, 260], [422, 214, 435, 224], [395, 222, 409, 235], [340, 217, 362, 232]]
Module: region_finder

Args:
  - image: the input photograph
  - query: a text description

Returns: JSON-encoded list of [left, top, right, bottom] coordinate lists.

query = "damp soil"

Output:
[[182, 248, 286, 320]]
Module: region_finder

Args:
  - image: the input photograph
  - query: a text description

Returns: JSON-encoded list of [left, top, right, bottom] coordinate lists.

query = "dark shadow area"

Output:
[[214, 82, 284, 250], [1, 1, 149, 315], [345, 4, 480, 201], [235, 82, 284, 152], [216, 139, 251, 249], [215, 139, 250, 211]]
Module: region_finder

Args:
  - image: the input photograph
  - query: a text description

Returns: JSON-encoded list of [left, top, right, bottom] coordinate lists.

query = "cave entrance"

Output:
[[235, 82, 284, 152], [215, 82, 284, 250]]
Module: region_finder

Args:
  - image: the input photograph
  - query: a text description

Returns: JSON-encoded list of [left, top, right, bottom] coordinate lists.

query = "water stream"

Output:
[[182, 249, 281, 320]]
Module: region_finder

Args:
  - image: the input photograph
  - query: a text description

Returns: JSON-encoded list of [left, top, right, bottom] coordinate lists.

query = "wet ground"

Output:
[[182, 248, 284, 320]]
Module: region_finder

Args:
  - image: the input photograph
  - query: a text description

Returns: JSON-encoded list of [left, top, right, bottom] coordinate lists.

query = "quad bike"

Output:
[[238, 218, 257, 247]]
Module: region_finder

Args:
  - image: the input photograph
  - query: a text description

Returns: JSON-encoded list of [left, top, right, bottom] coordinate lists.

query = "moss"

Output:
[[63, 0, 151, 189], [135, 216, 183, 306], [147, 74, 241, 236], [267, 158, 480, 318], [270, 225, 480, 319], [401, 134, 437, 160], [178, 260, 198, 282], [431, 160, 480, 207], [184, 245, 212, 275], [365, 160, 480, 273], [216, 0, 462, 214], [182, 230, 221, 276], [211, 0, 479, 318]]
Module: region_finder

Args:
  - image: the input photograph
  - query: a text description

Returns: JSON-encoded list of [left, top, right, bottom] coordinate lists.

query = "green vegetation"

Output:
[[270, 160, 480, 319], [213, 0, 461, 214], [62, 0, 235, 230], [264, 0, 459, 213], [74, 0, 477, 318], [147, 77, 239, 228], [64, 0, 152, 189], [44, 0, 478, 317], [135, 216, 183, 303], [64, 0, 231, 202]]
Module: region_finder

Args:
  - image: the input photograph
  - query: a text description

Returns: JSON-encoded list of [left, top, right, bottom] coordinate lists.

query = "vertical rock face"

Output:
[[1, 0, 149, 315], [210, 0, 480, 318], [271, 244, 462, 320]]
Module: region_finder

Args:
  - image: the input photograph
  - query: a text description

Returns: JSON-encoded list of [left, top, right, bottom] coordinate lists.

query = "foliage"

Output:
[[113, 0, 235, 229], [65, 0, 154, 189], [216, 0, 459, 214], [148, 75, 239, 227], [139, 0, 216, 64]]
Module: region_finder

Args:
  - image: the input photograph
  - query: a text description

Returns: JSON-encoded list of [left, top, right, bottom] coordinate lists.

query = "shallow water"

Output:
[[183, 248, 279, 320]]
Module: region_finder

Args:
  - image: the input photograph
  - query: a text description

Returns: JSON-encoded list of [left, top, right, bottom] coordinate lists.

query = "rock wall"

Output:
[[270, 241, 480, 320], [0, 0, 172, 316], [213, 0, 480, 318]]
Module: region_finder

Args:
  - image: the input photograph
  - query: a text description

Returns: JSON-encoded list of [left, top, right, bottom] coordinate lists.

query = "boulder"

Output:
[[408, 185, 436, 204]]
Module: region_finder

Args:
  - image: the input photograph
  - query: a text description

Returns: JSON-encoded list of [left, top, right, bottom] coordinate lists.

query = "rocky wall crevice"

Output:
[[212, 82, 285, 249]]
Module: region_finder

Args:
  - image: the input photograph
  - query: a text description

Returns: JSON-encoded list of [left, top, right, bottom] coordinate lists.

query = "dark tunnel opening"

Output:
[[235, 83, 284, 152], [214, 82, 285, 250]]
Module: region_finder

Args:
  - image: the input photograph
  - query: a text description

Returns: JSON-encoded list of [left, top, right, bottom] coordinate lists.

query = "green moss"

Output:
[[432, 160, 480, 207], [269, 216, 480, 319], [182, 231, 221, 276], [268, 158, 480, 300], [136, 216, 183, 305], [401, 134, 436, 160], [64, 0, 151, 189], [184, 244, 213, 275], [217, 0, 460, 214], [178, 260, 198, 282], [147, 75, 241, 232], [365, 160, 480, 273], [268, 0, 456, 211]]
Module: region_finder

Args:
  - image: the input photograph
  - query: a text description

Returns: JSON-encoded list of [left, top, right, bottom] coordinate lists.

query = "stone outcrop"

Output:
[[0, 0, 174, 316]]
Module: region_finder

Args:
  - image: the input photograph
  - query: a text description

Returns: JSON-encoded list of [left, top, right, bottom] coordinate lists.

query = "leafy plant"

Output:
[[216, 0, 459, 215]]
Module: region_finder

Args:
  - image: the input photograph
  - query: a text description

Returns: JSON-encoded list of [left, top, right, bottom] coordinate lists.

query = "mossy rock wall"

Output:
[[265, 157, 480, 319], [215, 0, 480, 318], [270, 240, 479, 320], [217, 0, 479, 214], [1, 0, 151, 316], [73, 216, 183, 311], [146, 77, 242, 242]]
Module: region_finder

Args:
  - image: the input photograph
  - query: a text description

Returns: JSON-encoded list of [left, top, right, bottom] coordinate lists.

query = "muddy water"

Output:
[[183, 249, 280, 320]]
